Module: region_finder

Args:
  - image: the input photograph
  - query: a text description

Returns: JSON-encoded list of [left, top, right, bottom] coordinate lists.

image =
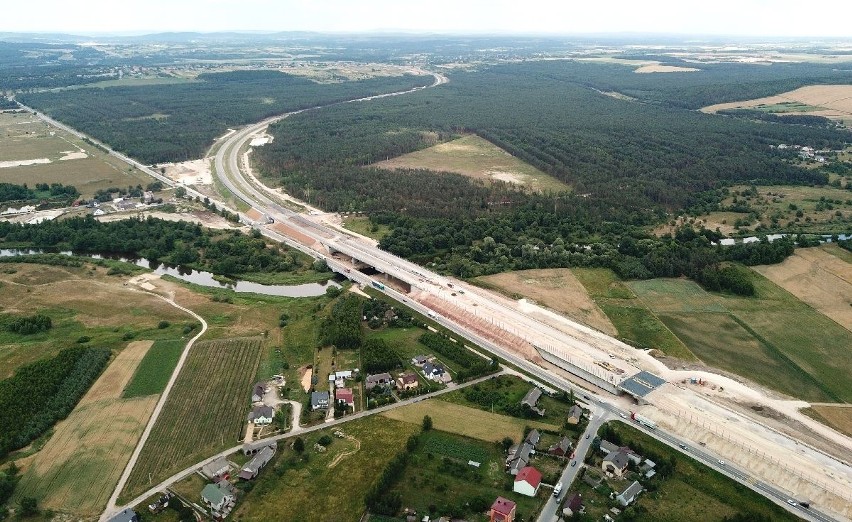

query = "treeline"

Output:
[[418, 332, 497, 382], [318, 295, 363, 349], [0, 313, 52, 335], [0, 216, 318, 278], [365, 430, 422, 515], [0, 346, 110, 459], [0, 182, 78, 204], [361, 338, 402, 374], [718, 109, 838, 128], [20, 71, 434, 164]]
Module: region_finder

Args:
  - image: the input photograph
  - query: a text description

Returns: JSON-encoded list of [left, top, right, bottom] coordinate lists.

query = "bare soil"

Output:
[[79, 340, 154, 405], [634, 64, 700, 73]]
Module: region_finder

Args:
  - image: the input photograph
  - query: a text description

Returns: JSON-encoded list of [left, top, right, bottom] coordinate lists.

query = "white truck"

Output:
[[553, 482, 563, 498]]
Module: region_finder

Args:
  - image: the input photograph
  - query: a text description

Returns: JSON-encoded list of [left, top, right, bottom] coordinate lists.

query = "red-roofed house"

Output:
[[335, 388, 354, 408], [489, 496, 516, 522], [513, 466, 542, 497]]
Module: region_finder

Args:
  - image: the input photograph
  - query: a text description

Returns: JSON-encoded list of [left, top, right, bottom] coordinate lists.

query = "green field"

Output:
[[342, 215, 391, 241], [121, 337, 264, 500], [629, 275, 852, 402], [575, 422, 801, 522], [232, 415, 419, 522], [0, 111, 154, 197], [388, 429, 545, 521], [572, 268, 695, 359], [122, 339, 186, 398]]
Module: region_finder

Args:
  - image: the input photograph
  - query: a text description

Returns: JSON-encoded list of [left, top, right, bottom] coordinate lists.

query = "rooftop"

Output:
[[490, 496, 516, 516], [515, 466, 542, 487], [619, 370, 666, 398]]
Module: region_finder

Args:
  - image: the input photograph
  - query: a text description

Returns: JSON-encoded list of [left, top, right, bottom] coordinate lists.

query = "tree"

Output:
[[422, 415, 433, 431], [293, 437, 305, 453], [19, 497, 38, 517]]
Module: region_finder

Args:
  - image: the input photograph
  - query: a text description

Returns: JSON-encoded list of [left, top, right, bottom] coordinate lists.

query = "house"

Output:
[[616, 481, 644, 506], [641, 459, 656, 478], [548, 436, 572, 457], [567, 404, 583, 424], [143, 191, 155, 204], [336, 387, 354, 408], [247, 405, 274, 425], [242, 439, 277, 456], [397, 372, 419, 391], [599, 441, 641, 464], [602, 450, 630, 477], [525, 429, 540, 447], [93, 208, 106, 216], [489, 496, 516, 522], [506, 429, 541, 475], [201, 456, 231, 479], [311, 391, 330, 410], [513, 466, 542, 497], [108, 509, 139, 522], [201, 481, 236, 514], [520, 387, 544, 416], [239, 445, 275, 480], [251, 382, 266, 402], [411, 355, 429, 366], [562, 493, 583, 516], [365, 372, 393, 390], [335, 370, 353, 380], [420, 361, 448, 382]]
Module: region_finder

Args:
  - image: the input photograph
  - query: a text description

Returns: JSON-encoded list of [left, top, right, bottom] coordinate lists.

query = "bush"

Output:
[[157, 320, 170, 329], [76, 336, 91, 344], [1, 314, 52, 335], [317, 435, 333, 447]]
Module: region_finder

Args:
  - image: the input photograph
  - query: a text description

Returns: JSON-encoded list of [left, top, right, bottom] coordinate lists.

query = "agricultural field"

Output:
[[629, 274, 852, 402], [14, 341, 159, 516], [232, 415, 419, 522], [574, 421, 801, 522], [0, 111, 153, 197], [122, 339, 186, 398], [388, 429, 545, 521], [381, 399, 559, 443], [0, 262, 192, 378], [752, 245, 852, 331], [804, 405, 852, 438], [371, 134, 571, 193], [701, 84, 852, 126], [691, 184, 852, 236], [474, 269, 617, 336], [122, 337, 264, 500], [571, 268, 694, 359]]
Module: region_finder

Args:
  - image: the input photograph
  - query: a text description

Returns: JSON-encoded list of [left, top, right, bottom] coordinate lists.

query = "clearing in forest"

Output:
[[381, 399, 559, 442], [371, 134, 570, 193], [475, 268, 617, 336], [14, 341, 158, 516], [634, 64, 700, 73], [752, 246, 852, 332], [701, 84, 852, 125], [121, 337, 264, 500]]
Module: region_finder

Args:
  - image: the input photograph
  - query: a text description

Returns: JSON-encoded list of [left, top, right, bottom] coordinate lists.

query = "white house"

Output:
[[247, 405, 274, 425], [513, 466, 542, 497]]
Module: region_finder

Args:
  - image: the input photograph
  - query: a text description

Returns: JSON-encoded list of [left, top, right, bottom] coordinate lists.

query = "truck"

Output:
[[630, 411, 657, 430], [553, 482, 563, 498], [371, 281, 385, 290]]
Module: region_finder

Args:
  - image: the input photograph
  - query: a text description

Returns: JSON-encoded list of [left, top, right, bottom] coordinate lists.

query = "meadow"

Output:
[[122, 339, 186, 398], [121, 337, 264, 500]]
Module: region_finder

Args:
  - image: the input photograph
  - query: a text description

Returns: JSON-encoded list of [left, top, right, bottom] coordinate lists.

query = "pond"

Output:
[[0, 248, 339, 297]]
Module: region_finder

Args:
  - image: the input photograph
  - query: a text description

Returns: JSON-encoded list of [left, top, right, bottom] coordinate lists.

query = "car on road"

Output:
[[679, 443, 688, 450], [570, 460, 577, 467], [718, 460, 725, 466], [786, 499, 798, 507], [585, 434, 590, 439], [619, 413, 627, 419], [582, 395, 589, 400]]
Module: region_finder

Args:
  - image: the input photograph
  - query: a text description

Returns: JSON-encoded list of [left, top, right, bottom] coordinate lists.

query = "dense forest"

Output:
[[0, 216, 324, 278], [0, 346, 110, 459], [19, 70, 433, 164]]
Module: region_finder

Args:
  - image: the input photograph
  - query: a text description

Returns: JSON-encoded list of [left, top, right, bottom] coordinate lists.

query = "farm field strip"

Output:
[[121, 337, 264, 499]]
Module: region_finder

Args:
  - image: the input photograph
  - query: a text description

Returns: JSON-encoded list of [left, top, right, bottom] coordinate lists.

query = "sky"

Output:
[[3, 0, 852, 38]]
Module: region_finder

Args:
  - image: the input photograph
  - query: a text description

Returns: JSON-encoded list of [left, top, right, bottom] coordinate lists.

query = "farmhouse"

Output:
[[421, 361, 451, 383], [489, 496, 517, 522], [562, 493, 583, 516], [311, 391, 330, 410], [201, 456, 231, 479], [108, 509, 139, 522], [548, 436, 572, 457], [242, 439, 277, 456], [365, 372, 393, 390], [247, 405, 274, 425], [567, 404, 583, 424], [506, 428, 541, 475], [251, 382, 266, 403], [201, 480, 236, 515], [513, 466, 542, 497], [602, 450, 630, 477], [397, 372, 419, 391], [336, 387, 355, 408], [239, 445, 275, 480], [616, 481, 644, 506], [521, 387, 545, 416]]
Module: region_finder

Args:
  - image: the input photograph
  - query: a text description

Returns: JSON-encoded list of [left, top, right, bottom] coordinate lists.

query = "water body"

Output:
[[0, 248, 339, 297]]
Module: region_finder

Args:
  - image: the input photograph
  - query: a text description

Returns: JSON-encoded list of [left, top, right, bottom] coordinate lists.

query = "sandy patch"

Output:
[[488, 170, 524, 185], [752, 247, 852, 332], [162, 158, 212, 185], [476, 269, 617, 336], [300, 366, 313, 392], [59, 151, 88, 161], [249, 134, 272, 147], [0, 158, 51, 168], [79, 340, 154, 405], [635, 64, 700, 73]]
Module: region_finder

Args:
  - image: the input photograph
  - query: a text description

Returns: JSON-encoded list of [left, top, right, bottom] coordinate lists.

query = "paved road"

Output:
[[101, 290, 209, 521], [109, 371, 503, 517]]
